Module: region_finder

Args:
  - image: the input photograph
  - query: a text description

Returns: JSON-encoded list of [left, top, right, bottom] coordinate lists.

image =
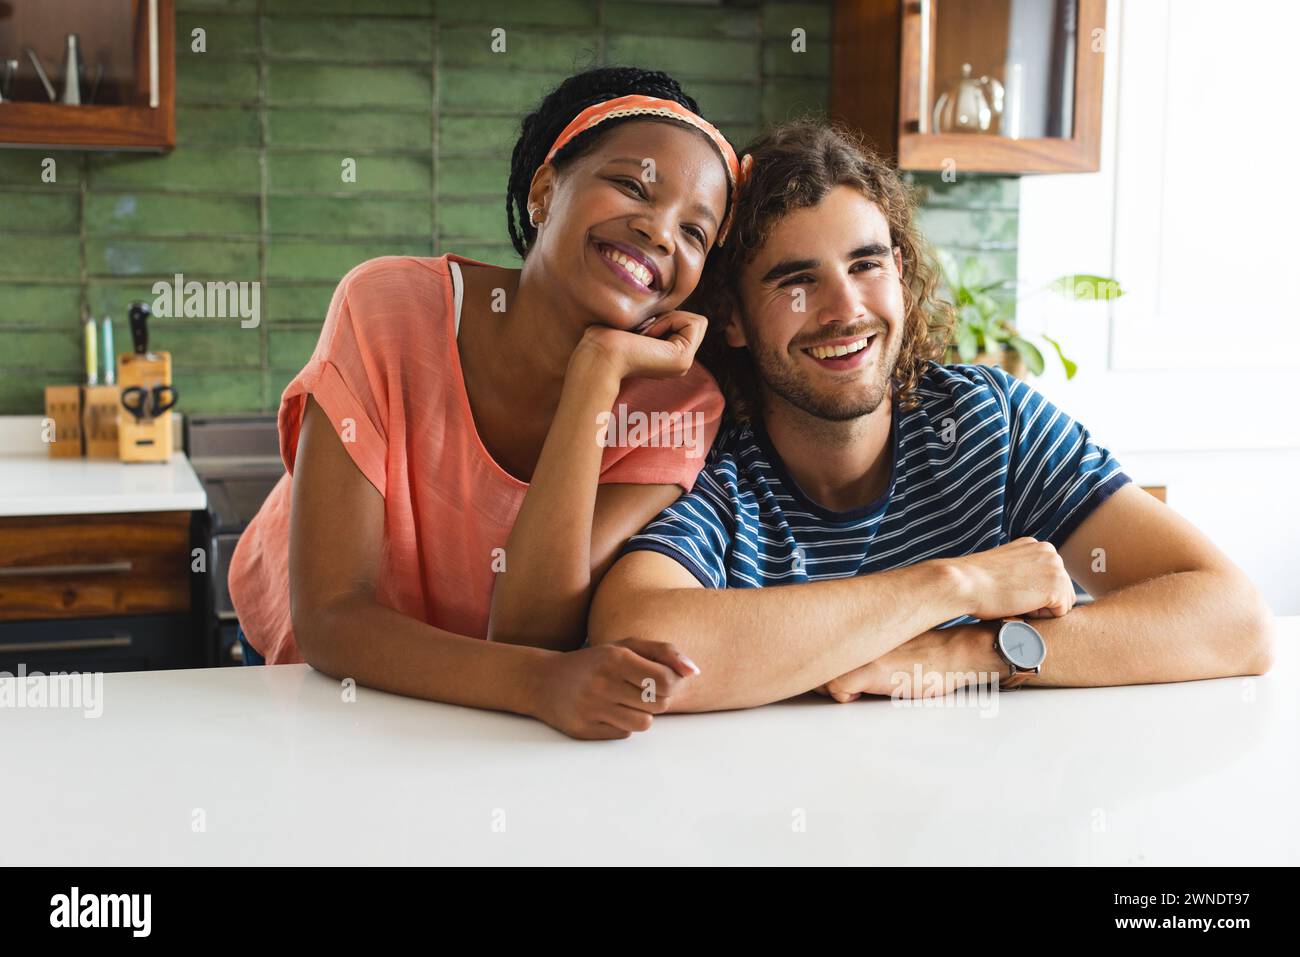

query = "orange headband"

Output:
[[542, 93, 742, 245]]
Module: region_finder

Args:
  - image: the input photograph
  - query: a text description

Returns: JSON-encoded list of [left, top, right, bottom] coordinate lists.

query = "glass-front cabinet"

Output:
[[832, 0, 1106, 173], [0, 0, 175, 151]]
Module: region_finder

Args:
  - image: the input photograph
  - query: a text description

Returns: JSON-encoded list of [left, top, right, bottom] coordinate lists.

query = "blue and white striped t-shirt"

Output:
[[620, 362, 1130, 590]]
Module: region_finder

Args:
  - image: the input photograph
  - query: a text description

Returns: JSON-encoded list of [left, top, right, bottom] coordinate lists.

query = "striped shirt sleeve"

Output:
[[984, 365, 1131, 547], [617, 466, 735, 588]]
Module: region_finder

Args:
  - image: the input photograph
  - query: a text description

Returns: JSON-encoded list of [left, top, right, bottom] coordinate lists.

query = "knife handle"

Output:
[[127, 301, 150, 354]]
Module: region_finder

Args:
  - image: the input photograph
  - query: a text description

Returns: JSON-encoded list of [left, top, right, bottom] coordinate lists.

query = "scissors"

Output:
[[120, 384, 178, 422]]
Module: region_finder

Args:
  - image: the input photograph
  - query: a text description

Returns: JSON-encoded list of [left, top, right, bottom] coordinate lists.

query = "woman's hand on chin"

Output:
[[571, 310, 708, 383]]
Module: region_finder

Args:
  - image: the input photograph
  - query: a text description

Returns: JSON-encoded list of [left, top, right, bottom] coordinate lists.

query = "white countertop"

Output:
[[2, 619, 1295, 866], [0, 416, 205, 516], [0, 451, 206, 517]]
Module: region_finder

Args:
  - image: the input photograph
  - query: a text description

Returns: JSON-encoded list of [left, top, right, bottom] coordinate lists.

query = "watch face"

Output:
[[999, 621, 1046, 669]]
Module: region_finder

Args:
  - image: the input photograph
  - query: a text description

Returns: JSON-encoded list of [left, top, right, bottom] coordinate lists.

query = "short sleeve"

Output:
[[597, 364, 725, 492], [984, 365, 1131, 547], [276, 262, 390, 498], [616, 466, 736, 588]]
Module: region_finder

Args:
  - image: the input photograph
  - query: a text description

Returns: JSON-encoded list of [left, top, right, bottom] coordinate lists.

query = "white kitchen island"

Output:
[[2, 619, 1295, 867]]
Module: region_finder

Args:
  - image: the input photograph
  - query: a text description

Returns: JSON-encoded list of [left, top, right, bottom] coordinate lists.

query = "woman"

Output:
[[227, 67, 739, 740]]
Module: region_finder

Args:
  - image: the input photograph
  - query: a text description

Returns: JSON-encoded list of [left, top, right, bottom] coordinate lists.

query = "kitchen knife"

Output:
[[128, 301, 151, 357]]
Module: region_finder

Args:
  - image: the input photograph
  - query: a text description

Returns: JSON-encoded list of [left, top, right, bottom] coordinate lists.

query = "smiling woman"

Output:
[[225, 67, 738, 740]]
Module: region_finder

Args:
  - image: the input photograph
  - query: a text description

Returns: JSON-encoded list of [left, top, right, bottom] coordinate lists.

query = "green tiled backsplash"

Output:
[[0, 0, 1016, 415]]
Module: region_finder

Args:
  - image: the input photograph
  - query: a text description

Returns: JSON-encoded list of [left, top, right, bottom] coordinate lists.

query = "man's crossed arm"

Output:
[[587, 484, 1275, 712]]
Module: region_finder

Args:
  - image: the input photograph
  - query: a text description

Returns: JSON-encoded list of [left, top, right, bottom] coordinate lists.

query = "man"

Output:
[[587, 121, 1274, 712]]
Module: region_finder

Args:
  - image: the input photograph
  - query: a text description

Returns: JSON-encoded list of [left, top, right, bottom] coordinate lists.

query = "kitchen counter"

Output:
[[0, 451, 206, 517], [2, 619, 1295, 866], [0, 415, 205, 516]]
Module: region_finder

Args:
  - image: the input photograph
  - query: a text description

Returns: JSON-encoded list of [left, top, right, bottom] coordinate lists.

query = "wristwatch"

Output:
[[993, 619, 1046, 690]]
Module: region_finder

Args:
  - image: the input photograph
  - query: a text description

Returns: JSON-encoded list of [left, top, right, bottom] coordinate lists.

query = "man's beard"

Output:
[[745, 320, 902, 423]]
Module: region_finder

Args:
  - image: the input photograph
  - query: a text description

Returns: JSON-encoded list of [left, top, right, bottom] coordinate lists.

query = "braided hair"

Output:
[[506, 67, 704, 258]]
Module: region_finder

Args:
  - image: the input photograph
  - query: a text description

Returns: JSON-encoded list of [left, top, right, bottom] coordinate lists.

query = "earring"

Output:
[[528, 207, 543, 228]]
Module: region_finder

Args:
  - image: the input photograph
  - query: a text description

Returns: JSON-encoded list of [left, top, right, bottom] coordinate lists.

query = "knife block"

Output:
[[44, 385, 83, 457], [117, 350, 174, 463], [83, 385, 122, 459]]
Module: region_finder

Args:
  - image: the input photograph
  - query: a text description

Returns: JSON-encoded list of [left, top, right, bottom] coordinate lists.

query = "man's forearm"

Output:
[[895, 569, 1274, 691], [588, 560, 970, 711], [1016, 568, 1273, 686]]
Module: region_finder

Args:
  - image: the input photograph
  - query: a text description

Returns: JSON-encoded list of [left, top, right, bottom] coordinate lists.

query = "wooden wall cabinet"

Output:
[[832, 0, 1105, 173], [0, 0, 175, 151]]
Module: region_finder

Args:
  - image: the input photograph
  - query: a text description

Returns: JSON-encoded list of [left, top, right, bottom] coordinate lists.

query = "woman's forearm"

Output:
[[297, 592, 552, 713], [487, 351, 622, 649]]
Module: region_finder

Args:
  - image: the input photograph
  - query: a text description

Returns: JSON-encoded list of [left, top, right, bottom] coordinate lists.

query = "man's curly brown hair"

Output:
[[694, 120, 954, 424]]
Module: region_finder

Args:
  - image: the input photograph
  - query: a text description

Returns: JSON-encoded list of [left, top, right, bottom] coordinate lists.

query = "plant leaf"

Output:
[[1008, 336, 1045, 376], [955, 324, 978, 361], [1042, 334, 1078, 380], [1047, 274, 1125, 302]]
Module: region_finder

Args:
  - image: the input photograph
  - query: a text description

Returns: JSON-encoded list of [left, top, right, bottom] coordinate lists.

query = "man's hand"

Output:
[[944, 537, 1077, 621], [815, 624, 1009, 702]]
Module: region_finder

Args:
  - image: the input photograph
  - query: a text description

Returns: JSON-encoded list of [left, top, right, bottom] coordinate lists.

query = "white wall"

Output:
[[1015, 0, 1300, 613]]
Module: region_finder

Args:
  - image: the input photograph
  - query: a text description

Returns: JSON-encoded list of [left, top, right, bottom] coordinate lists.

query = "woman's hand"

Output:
[[572, 310, 708, 383], [528, 638, 700, 739]]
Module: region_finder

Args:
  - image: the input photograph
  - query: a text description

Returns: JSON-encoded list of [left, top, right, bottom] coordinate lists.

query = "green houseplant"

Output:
[[935, 249, 1124, 380]]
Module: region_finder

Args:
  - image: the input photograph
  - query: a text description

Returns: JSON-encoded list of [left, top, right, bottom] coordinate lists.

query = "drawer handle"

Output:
[[0, 634, 132, 654], [0, 560, 134, 578]]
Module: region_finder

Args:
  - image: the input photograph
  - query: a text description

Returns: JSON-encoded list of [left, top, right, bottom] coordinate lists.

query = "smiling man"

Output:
[[587, 121, 1275, 711]]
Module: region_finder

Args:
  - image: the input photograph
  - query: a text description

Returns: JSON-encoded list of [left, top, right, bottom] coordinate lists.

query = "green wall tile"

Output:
[[176, 58, 261, 105], [268, 62, 431, 108], [0, 192, 80, 233], [438, 157, 510, 199], [5, 330, 81, 367], [265, 17, 434, 62], [691, 82, 763, 124], [86, 238, 260, 278], [438, 115, 519, 155], [439, 69, 568, 113], [605, 35, 759, 82], [0, 153, 83, 189], [84, 193, 260, 237], [438, 200, 507, 243], [173, 369, 264, 414], [88, 151, 261, 193], [0, 284, 82, 325], [266, 283, 336, 321], [0, 237, 80, 279], [177, 107, 262, 147], [176, 14, 261, 56], [437, 0, 597, 27], [267, 108, 432, 151], [159, 324, 264, 368], [763, 39, 830, 78], [761, 79, 828, 124], [268, 327, 320, 369], [268, 195, 432, 238], [267, 240, 432, 281], [266, 153, 431, 194], [267, 0, 435, 15], [178, 0, 258, 12], [439, 27, 599, 72], [606, 2, 759, 39], [762, 2, 833, 40], [448, 244, 519, 267]]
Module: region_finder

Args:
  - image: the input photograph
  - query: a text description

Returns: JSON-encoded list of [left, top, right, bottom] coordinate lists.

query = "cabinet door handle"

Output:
[[917, 0, 933, 133], [0, 634, 132, 654], [0, 560, 133, 578], [148, 0, 159, 108]]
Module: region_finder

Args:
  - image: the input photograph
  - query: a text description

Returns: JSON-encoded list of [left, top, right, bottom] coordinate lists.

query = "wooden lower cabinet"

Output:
[[0, 511, 204, 672]]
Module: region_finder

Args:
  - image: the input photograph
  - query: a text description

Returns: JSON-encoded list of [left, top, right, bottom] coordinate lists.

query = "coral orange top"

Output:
[[227, 254, 724, 664]]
